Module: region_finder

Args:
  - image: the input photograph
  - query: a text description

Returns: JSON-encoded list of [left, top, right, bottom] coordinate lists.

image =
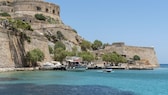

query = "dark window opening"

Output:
[[30, 20, 31, 23], [46, 8, 49, 12], [58, 11, 60, 15], [11, 9, 14, 12], [53, 10, 55, 14], [36, 6, 41, 11]]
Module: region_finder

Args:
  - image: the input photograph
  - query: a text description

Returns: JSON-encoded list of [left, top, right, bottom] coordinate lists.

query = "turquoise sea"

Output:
[[0, 64, 168, 95]]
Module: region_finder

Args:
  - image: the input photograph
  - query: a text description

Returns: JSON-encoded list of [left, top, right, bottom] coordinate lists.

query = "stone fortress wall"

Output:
[[0, 0, 60, 20], [99, 42, 159, 67]]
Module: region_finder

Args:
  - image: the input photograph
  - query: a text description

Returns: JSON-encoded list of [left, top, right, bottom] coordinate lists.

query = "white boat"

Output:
[[103, 67, 113, 72], [67, 65, 87, 72], [40, 62, 62, 70]]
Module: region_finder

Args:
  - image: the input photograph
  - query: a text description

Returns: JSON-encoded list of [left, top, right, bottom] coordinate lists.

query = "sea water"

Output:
[[0, 64, 168, 95]]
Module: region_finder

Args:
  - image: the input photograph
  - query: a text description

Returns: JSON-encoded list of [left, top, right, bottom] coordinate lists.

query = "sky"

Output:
[[46, 0, 168, 64]]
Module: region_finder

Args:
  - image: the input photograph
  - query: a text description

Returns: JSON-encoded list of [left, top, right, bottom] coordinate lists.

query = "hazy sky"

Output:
[[46, 0, 168, 64]]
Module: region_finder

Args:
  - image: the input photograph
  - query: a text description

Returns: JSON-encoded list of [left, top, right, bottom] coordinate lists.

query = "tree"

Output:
[[26, 49, 44, 67], [102, 52, 127, 65], [80, 40, 91, 51], [79, 51, 94, 63], [102, 53, 111, 62], [133, 55, 141, 61], [53, 48, 67, 63], [91, 40, 102, 50], [54, 41, 66, 50]]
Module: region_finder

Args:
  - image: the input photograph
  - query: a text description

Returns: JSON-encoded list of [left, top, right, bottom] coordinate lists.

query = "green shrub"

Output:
[[9, 19, 33, 31], [47, 16, 57, 24], [35, 14, 46, 21], [53, 48, 68, 63], [26, 49, 44, 67], [0, 12, 11, 17], [133, 55, 141, 61]]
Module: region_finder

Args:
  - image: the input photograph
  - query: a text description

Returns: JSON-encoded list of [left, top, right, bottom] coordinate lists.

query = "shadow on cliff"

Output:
[[7, 30, 27, 67]]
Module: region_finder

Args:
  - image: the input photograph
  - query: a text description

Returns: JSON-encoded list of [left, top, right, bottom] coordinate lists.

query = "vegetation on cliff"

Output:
[[35, 14, 46, 21], [91, 40, 103, 50], [133, 55, 141, 61], [80, 40, 92, 51], [35, 14, 59, 24], [78, 51, 94, 63], [102, 52, 127, 65], [0, 12, 11, 17], [26, 49, 44, 67]]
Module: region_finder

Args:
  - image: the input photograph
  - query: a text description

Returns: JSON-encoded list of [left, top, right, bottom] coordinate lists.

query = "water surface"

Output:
[[0, 64, 168, 95]]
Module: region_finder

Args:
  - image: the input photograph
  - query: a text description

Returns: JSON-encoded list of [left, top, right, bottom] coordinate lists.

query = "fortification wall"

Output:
[[123, 46, 159, 67], [0, 31, 15, 68], [0, 0, 60, 20], [103, 43, 159, 67], [24, 36, 51, 63], [13, 1, 60, 19]]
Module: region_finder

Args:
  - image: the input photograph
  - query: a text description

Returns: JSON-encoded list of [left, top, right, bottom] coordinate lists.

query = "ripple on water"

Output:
[[0, 78, 19, 81], [0, 84, 136, 95]]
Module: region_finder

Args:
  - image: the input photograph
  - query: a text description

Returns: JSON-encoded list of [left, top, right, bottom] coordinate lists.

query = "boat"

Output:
[[40, 62, 62, 70], [65, 56, 87, 72], [103, 66, 113, 72], [68, 65, 87, 72]]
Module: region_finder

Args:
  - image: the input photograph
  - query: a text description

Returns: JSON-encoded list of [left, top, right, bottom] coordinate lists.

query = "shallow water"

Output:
[[0, 65, 168, 95]]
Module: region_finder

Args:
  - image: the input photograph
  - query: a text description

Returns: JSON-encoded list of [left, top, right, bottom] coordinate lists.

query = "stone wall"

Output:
[[0, 31, 15, 68], [98, 43, 159, 68], [0, 0, 60, 20], [123, 46, 159, 67], [14, 1, 60, 19], [24, 36, 51, 63]]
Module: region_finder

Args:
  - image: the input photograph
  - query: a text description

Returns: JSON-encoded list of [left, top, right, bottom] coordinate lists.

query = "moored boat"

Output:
[[103, 67, 113, 72]]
